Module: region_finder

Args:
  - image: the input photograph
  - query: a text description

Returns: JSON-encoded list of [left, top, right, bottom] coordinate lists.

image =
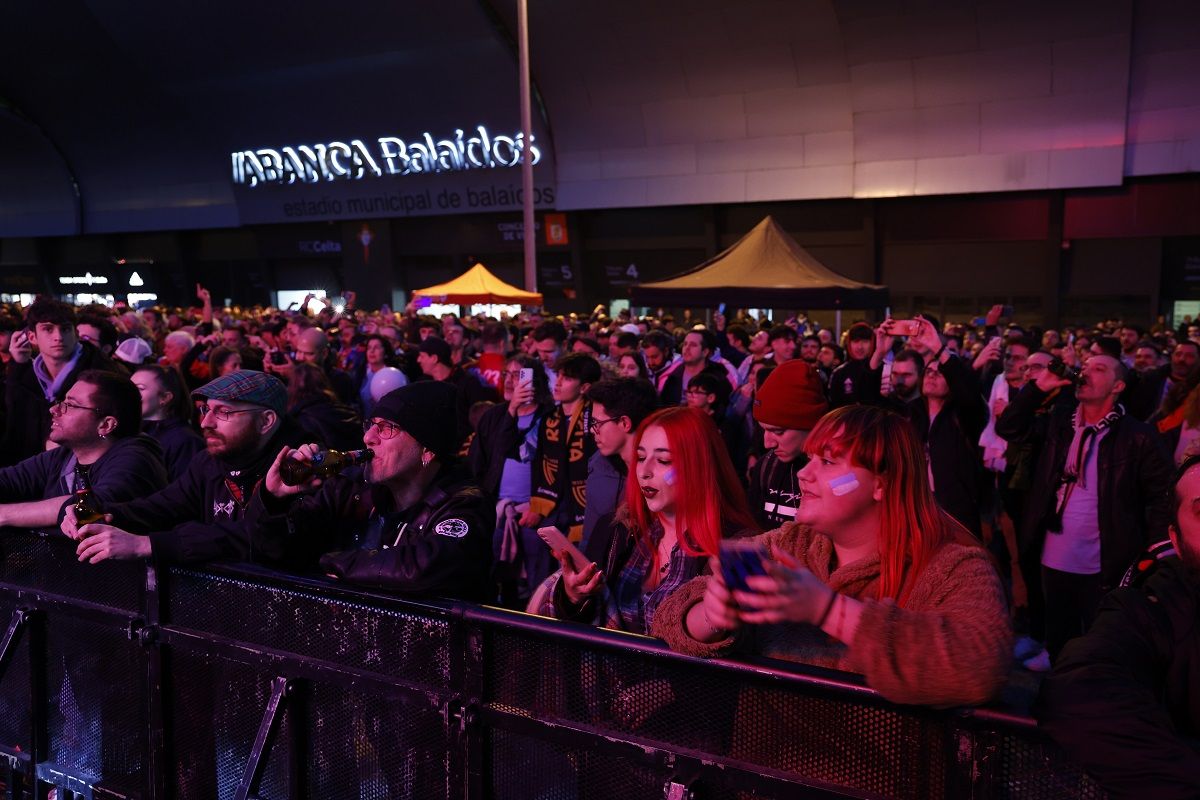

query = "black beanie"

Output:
[[373, 381, 460, 459]]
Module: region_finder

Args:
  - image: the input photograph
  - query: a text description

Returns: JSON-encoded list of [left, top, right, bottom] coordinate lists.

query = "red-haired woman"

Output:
[[531, 406, 758, 633], [652, 404, 1011, 707]]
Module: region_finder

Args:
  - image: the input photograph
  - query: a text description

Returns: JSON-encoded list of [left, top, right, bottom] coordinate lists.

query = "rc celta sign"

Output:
[[231, 125, 541, 188]]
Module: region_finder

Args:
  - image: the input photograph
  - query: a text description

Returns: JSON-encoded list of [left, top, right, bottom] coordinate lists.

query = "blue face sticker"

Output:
[[663, 468, 677, 486], [829, 473, 860, 497]]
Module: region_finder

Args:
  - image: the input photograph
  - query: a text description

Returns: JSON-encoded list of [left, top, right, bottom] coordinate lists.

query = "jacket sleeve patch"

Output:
[[435, 518, 469, 538]]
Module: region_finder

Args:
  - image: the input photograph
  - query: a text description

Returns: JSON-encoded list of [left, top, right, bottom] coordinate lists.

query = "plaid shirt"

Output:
[[611, 524, 707, 634]]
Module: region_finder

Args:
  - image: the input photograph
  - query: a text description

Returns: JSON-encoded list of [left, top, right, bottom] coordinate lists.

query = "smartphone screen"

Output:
[[719, 541, 768, 593]]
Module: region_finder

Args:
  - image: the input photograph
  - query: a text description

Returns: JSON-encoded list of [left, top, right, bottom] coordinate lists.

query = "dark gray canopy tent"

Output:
[[630, 216, 888, 309]]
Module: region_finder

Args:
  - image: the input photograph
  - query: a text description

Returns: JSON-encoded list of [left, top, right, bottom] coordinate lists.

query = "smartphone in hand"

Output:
[[890, 320, 922, 337], [537, 526, 589, 572], [719, 540, 769, 593]]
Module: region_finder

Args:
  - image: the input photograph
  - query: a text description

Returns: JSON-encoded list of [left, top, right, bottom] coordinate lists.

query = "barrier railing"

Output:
[[0, 529, 1105, 799]]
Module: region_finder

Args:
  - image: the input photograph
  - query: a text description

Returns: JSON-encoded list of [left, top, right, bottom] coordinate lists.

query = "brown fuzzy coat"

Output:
[[650, 520, 1012, 707]]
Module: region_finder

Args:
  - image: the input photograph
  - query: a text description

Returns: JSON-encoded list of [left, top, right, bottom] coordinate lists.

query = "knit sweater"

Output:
[[650, 519, 1012, 707]]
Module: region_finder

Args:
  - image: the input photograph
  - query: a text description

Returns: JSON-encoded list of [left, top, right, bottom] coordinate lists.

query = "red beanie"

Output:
[[753, 359, 829, 430]]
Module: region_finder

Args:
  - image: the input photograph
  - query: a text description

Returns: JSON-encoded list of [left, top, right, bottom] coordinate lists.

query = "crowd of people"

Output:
[[0, 290, 1196, 796]]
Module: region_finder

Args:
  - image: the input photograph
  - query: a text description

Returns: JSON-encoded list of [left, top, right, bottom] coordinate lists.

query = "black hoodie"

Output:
[[142, 418, 205, 483], [0, 433, 167, 508]]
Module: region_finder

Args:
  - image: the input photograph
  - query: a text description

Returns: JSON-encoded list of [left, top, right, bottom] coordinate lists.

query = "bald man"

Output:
[[287, 327, 357, 405]]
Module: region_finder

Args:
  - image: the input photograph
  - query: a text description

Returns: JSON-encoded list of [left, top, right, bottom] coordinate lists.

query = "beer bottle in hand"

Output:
[[279, 448, 374, 487], [72, 465, 105, 525]]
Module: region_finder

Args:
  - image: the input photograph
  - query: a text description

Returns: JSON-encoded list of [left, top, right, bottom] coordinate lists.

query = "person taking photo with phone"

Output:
[[652, 404, 1011, 707], [531, 406, 758, 634]]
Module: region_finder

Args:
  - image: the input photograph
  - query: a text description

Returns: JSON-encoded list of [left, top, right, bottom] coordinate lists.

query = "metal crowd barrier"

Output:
[[0, 529, 1105, 799]]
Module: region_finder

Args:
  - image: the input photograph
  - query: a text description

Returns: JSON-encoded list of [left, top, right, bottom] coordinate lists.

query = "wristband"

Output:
[[814, 591, 838, 628]]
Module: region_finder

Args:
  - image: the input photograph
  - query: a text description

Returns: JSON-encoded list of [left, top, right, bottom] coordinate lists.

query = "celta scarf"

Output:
[[529, 401, 593, 542]]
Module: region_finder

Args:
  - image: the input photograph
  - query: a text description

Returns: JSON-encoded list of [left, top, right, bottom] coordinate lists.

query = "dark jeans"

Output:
[[1041, 566, 1106, 661]]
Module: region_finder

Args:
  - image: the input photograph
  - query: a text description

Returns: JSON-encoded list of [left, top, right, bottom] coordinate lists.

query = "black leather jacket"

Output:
[[995, 384, 1173, 587], [245, 462, 493, 601]]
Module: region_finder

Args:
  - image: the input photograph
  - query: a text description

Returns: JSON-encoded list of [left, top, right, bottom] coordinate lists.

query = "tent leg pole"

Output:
[[836, 309, 842, 340]]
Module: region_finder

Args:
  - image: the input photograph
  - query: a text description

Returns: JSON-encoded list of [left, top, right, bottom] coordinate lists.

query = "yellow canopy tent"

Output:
[[412, 263, 544, 306]]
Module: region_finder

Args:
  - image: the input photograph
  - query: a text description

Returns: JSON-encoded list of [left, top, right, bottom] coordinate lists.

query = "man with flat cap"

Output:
[[246, 381, 494, 600], [62, 370, 308, 564]]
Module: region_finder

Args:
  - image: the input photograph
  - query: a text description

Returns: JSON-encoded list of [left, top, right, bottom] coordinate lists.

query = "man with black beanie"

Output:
[[248, 382, 494, 600], [749, 359, 830, 529]]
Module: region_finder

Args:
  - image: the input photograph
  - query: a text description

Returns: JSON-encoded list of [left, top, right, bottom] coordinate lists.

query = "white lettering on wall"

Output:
[[232, 125, 542, 188]]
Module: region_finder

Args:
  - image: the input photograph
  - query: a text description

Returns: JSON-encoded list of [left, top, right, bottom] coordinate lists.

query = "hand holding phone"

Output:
[[9, 329, 32, 364], [889, 319, 922, 337], [719, 540, 769, 594], [537, 526, 589, 572]]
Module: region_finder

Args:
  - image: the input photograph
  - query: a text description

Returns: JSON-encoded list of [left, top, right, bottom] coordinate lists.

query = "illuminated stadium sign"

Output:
[[231, 125, 541, 188]]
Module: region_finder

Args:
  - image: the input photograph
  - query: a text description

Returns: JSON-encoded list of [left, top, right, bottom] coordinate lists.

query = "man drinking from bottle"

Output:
[[245, 381, 494, 599]]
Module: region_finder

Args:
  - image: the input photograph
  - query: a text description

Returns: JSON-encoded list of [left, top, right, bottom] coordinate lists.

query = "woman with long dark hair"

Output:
[[533, 406, 758, 633], [653, 404, 1011, 706], [131, 365, 204, 481]]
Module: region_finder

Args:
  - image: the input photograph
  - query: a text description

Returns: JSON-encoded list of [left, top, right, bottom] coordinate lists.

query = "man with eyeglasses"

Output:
[[246, 382, 493, 599], [63, 370, 308, 565], [0, 370, 166, 528], [581, 377, 658, 551], [3, 297, 122, 466]]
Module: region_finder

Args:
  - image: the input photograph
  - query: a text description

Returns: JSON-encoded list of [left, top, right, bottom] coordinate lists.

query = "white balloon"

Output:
[[369, 367, 408, 401]]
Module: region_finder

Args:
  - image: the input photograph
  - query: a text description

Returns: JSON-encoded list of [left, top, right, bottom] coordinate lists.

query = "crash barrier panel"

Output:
[[0, 530, 1105, 799]]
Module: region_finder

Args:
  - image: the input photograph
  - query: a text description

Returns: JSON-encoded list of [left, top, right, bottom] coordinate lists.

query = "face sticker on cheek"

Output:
[[829, 473, 860, 497], [663, 468, 677, 486]]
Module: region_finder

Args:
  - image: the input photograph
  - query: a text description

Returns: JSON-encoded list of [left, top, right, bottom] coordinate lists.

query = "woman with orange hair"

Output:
[[652, 404, 1011, 707], [532, 406, 758, 633]]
